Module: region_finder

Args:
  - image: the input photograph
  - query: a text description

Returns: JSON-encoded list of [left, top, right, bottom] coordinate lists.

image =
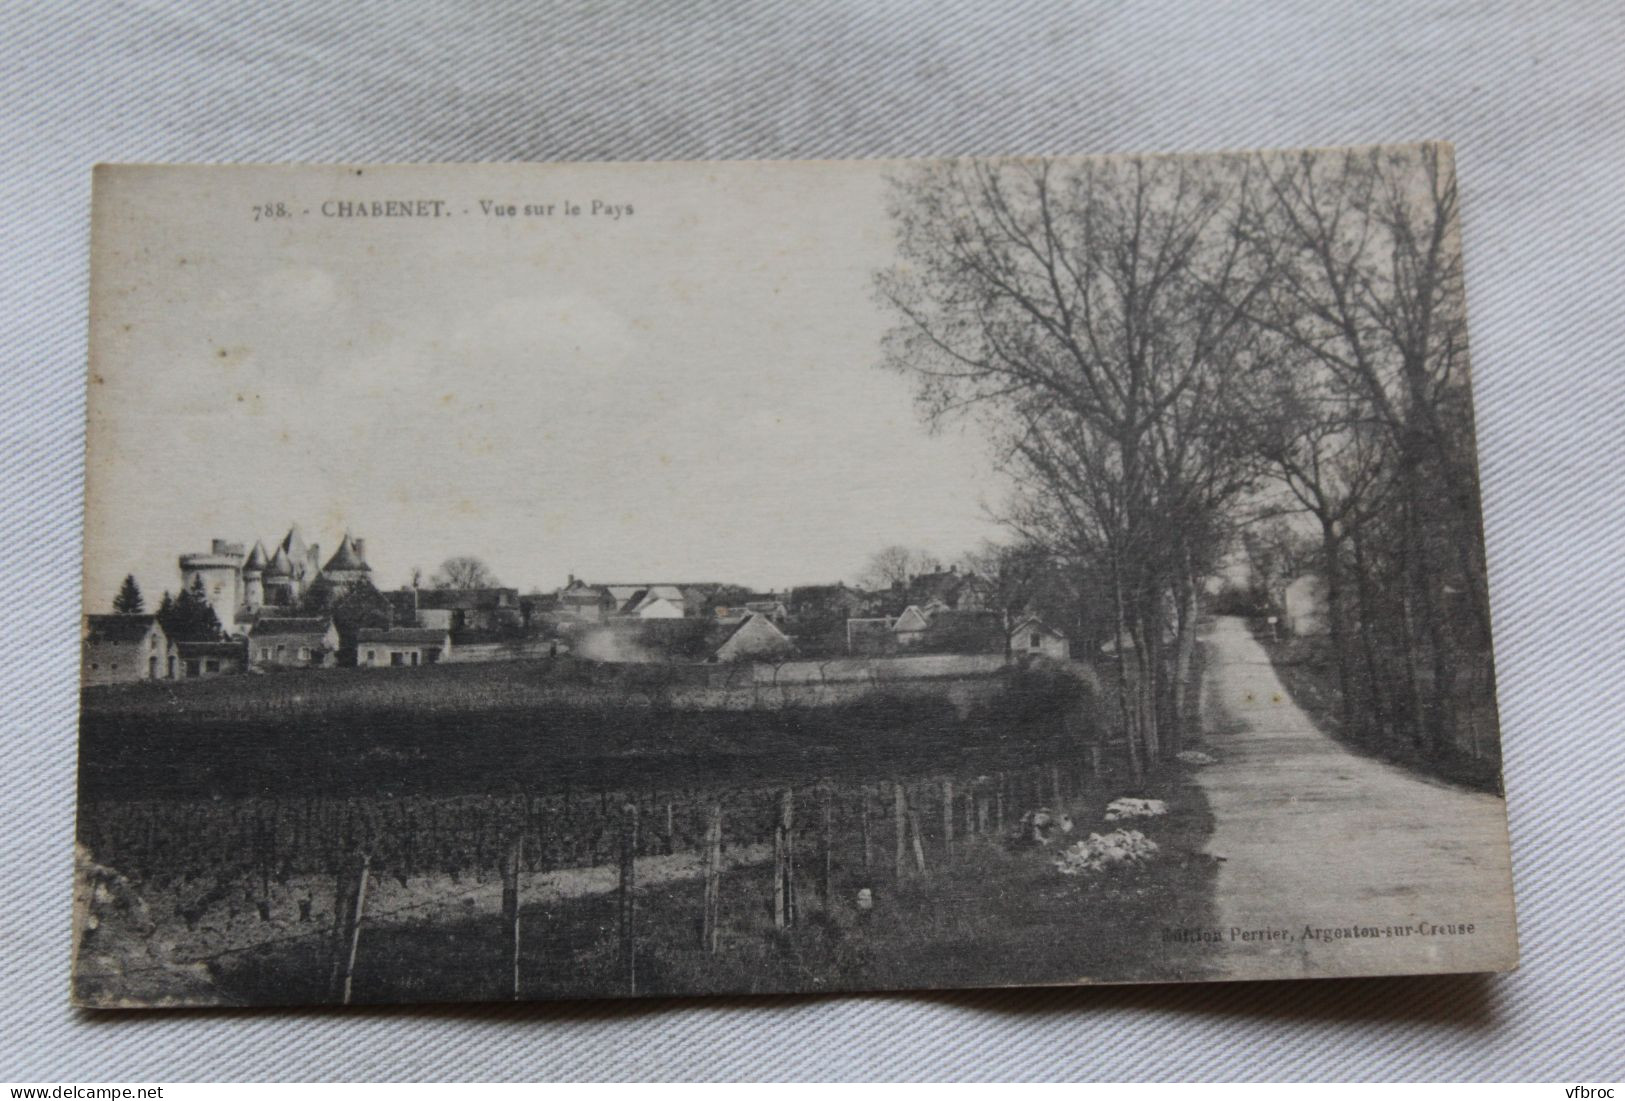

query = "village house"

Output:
[[877, 566, 987, 616], [712, 612, 796, 663], [357, 626, 452, 668], [173, 639, 247, 679], [1010, 616, 1070, 659], [248, 616, 340, 670], [742, 598, 789, 623], [405, 586, 522, 633], [890, 605, 933, 646], [789, 583, 873, 620], [618, 586, 686, 619], [82, 614, 170, 686], [519, 591, 559, 628], [559, 577, 750, 621], [557, 578, 617, 621], [680, 585, 722, 613]]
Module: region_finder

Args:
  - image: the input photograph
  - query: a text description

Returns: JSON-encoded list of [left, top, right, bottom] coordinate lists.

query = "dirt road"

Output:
[[1193, 616, 1518, 979]]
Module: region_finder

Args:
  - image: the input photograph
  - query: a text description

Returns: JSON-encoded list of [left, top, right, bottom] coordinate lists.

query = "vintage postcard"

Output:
[[73, 148, 1517, 1008]]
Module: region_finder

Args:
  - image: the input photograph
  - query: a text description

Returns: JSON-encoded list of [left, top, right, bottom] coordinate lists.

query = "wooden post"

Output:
[[860, 789, 872, 870], [501, 830, 523, 1001], [1052, 764, 1063, 807], [773, 788, 796, 929], [964, 785, 975, 838], [333, 852, 370, 1005], [1090, 744, 1103, 776], [664, 802, 675, 856], [907, 804, 927, 875], [618, 802, 638, 995], [893, 782, 907, 877], [701, 804, 723, 952], [941, 779, 954, 864]]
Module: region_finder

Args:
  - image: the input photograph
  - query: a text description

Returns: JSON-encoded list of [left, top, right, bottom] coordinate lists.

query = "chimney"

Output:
[[568, 572, 576, 586], [353, 537, 367, 562]]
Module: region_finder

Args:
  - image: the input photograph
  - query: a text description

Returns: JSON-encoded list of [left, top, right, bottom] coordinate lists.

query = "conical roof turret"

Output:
[[243, 539, 269, 573], [265, 544, 295, 578], [323, 532, 370, 573], [279, 524, 307, 561]]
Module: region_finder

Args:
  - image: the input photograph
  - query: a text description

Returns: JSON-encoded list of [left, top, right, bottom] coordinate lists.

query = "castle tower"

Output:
[[241, 538, 268, 611], [178, 538, 245, 632], [276, 524, 322, 602], [262, 544, 297, 607], [321, 532, 372, 588]]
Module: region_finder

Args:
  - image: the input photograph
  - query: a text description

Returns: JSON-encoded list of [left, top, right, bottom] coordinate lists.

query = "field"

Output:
[[73, 655, 1218, 1006], [209, 765, 1219, 1003]]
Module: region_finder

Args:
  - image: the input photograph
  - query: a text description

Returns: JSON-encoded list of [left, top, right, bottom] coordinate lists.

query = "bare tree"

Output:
[[861, 545, 937, 591], [878, 155, 1267, 770], [430, 556, 500, 591], [1237, 143, 1488, 755], [1247, 352, 1392, 737]]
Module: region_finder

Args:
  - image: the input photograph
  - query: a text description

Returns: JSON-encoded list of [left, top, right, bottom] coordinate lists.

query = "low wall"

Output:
[[440, 639, 562, 663]]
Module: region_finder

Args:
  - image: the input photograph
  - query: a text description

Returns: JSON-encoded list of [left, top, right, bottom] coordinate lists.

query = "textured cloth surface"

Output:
[[2, 0, 1622, 1082]]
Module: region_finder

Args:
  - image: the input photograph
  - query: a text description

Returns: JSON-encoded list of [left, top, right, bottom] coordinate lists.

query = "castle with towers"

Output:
[[178, 524, 371, 634]]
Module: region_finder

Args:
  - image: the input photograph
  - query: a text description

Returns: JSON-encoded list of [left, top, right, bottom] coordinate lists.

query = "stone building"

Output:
[[248, 616, 340, 669], [357, 627, 452, 667], [177, 524, 371, 633], [82, 614, 170, 685], [1009, 616, 1070, 660], [173, 639, 247, 678]]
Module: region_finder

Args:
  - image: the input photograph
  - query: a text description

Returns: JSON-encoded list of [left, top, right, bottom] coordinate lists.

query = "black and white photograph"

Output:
[[72, 148, 1516, 1009]]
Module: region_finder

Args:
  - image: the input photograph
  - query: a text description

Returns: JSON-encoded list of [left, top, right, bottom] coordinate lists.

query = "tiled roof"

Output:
[[415, 587, 517, 610], [1009, 615, 1065, 639], [174, 640, 244, 657], [357, 627, 449, 644], [85, 614, 160, 644], [250, 616, 332, 636]]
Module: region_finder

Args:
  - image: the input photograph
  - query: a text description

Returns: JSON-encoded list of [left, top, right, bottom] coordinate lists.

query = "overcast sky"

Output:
[[83, 162, 1009, 608]]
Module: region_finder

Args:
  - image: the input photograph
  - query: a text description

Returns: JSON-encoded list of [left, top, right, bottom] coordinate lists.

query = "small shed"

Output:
[[357, 626, 452, 667], [173, 639, 246, 679], [1010, 616, 1070, 660], [891, 605, 932, 646]]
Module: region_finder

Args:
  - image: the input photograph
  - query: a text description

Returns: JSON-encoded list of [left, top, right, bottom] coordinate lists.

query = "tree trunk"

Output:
[[1349, 525, 1389, 743], [1110, 556, 1144, 782], [1131, 604, 1159, 764], [1320, 523, 1357, 739], [1169, 555, 1199, 753], [1397, 481, 1430, 748]]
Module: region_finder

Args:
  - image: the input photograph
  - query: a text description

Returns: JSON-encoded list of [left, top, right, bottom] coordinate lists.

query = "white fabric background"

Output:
[[3, 0, 1622, 1082]]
